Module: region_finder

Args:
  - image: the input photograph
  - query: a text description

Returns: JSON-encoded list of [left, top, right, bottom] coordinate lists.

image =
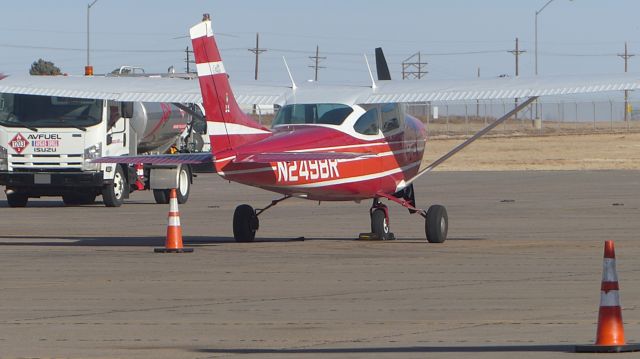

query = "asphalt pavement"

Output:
[[1, 171, 639, 358]]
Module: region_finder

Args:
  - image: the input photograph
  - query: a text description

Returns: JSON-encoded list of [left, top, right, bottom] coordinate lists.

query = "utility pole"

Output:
[[248, 33, 267, 80], [402, 52, 428, 79], [508, 38, 526, 122], [618, 41, 635, 122], [85, 0, 99, 75], [308, 45, 326, 81], [508, 37, 526, 77], [476, 67, 481, 119]]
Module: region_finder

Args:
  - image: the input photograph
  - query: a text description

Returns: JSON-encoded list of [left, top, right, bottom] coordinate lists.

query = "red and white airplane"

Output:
[[99, 14, 640, 243], [5, 14, 640, 243]]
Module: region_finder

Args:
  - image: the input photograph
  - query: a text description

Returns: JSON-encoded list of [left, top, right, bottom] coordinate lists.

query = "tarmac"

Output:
[[1, 170, 640, 358]]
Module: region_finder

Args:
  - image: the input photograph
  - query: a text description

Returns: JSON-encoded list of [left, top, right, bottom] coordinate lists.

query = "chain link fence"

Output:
[[407, 99, 640, 138]]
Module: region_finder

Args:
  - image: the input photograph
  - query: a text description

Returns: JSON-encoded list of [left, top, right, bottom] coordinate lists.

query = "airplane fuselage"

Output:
[[212, 105, 427, 201]]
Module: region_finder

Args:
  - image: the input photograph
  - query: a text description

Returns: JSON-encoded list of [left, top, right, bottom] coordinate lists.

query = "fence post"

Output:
[[593, 101, 596, 130], [609, 100, 613, 132]]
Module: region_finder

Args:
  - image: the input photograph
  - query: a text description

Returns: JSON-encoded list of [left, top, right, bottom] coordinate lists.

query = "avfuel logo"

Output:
[[9, 133, 28, 154]]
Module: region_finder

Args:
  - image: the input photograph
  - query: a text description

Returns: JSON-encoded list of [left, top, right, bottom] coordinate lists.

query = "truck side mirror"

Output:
[[120, 102, 134, 118]]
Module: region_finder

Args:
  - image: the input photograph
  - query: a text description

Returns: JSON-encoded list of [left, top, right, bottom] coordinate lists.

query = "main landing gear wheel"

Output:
[[371, 208, 391, 240], [425, 205, 448, 243], [233, 204, 259, 242]]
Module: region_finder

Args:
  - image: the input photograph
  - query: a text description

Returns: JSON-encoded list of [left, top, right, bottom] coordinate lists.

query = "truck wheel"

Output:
[[102, 165, 126, 207], [176, 165, 191, 204], [6, 191, 28, 207], [153, 189, 169, 204]]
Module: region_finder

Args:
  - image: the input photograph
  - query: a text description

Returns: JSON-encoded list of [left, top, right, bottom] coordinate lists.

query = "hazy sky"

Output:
[[2, 0, 640, 83]]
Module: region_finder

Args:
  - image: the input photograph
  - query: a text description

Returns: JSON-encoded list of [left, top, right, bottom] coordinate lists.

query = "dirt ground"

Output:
[[423, 132, 640, 171]]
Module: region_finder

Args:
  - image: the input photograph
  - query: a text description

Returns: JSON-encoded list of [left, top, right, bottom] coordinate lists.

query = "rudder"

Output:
[[190, 14, 270, 157]]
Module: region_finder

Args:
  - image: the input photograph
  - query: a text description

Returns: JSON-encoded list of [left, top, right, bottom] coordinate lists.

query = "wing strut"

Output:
[[409, 96, 538, 183]]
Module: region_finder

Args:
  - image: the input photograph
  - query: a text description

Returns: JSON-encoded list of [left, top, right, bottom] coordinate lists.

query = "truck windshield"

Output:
[[271, 103, 353, 127], [0, 93, 102, 128]]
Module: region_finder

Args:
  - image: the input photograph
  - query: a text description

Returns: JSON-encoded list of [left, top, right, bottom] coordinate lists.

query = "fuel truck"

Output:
[[0, 91, 208, 207]]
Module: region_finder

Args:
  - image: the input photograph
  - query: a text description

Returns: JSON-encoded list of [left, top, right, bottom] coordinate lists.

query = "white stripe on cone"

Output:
[[602, 258, 619, 282], [601, 291, 622, 307]]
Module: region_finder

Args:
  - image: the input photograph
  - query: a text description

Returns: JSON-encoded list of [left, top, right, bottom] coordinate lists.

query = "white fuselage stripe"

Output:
[[207, 122, 271, 136], [196, 61, 226, 77]]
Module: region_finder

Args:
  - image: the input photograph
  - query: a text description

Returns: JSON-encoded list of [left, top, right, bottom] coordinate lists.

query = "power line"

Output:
[[308, 45, 326, 81]]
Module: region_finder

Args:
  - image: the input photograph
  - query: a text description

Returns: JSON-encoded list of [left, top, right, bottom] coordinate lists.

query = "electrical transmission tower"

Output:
[[184, 47, 195, 74], [309, 45, 326, 81], [402, 52, 428, 79], [248, 33, 267, 80], [618, 42, 635, 122]]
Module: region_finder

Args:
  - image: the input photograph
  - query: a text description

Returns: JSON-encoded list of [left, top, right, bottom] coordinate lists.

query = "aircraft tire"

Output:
[[425, 205, 448, 243], [233, 204, 258, 242], [371, 208, 390, 240], [6, 191, 28, 207]]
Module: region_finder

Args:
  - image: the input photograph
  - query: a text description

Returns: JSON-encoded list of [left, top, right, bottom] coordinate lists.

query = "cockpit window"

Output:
[[354, 107, 379, 135], [381, 103, 399, 132], [272, 103, 353, 127]]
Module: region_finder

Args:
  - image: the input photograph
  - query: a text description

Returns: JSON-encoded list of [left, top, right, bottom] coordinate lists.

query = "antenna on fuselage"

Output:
[[282, 56, 297, 90], [364, 54, 377, 89]]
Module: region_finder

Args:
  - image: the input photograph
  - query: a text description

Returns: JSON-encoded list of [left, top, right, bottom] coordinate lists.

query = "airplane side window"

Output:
[[381, 103, 399, 132], [272, 103, 353, 127], [354, 108, 379, 135]]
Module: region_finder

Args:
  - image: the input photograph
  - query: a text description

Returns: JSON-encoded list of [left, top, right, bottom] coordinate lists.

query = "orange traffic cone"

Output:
[[576, 241, 639, 352], [154, 189, 194, 253]]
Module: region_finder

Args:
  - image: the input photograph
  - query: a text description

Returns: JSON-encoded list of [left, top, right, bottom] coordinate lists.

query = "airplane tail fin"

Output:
[[375, 48, 391, 81], [190, 15, 270, 158]]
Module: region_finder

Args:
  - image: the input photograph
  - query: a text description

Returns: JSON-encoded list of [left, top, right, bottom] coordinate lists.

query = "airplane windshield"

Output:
[[271, 103, 353, 127], [0, 93, 103, 128]]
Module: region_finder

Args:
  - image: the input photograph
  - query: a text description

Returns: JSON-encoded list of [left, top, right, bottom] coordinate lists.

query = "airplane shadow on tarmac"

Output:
[[0, 235, 310, 246], [0, 235, 484, 246], [195, 344, 575, 354], [0, 200, 171, 208]]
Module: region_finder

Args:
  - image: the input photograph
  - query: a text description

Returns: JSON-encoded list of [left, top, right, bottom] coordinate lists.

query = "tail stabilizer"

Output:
[[190, 15, 270, 157]]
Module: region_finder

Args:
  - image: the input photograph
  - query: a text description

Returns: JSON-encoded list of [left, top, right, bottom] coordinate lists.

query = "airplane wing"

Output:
[[234, 151, 373, 163], [92, 152, 212, 164], [360, 73, 640, 103], [0, 74, 288, 106], [2, 73, 639, 105]]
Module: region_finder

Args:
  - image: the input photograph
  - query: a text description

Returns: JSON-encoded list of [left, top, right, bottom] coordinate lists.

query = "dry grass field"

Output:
[[424, 132, 640, 171]]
